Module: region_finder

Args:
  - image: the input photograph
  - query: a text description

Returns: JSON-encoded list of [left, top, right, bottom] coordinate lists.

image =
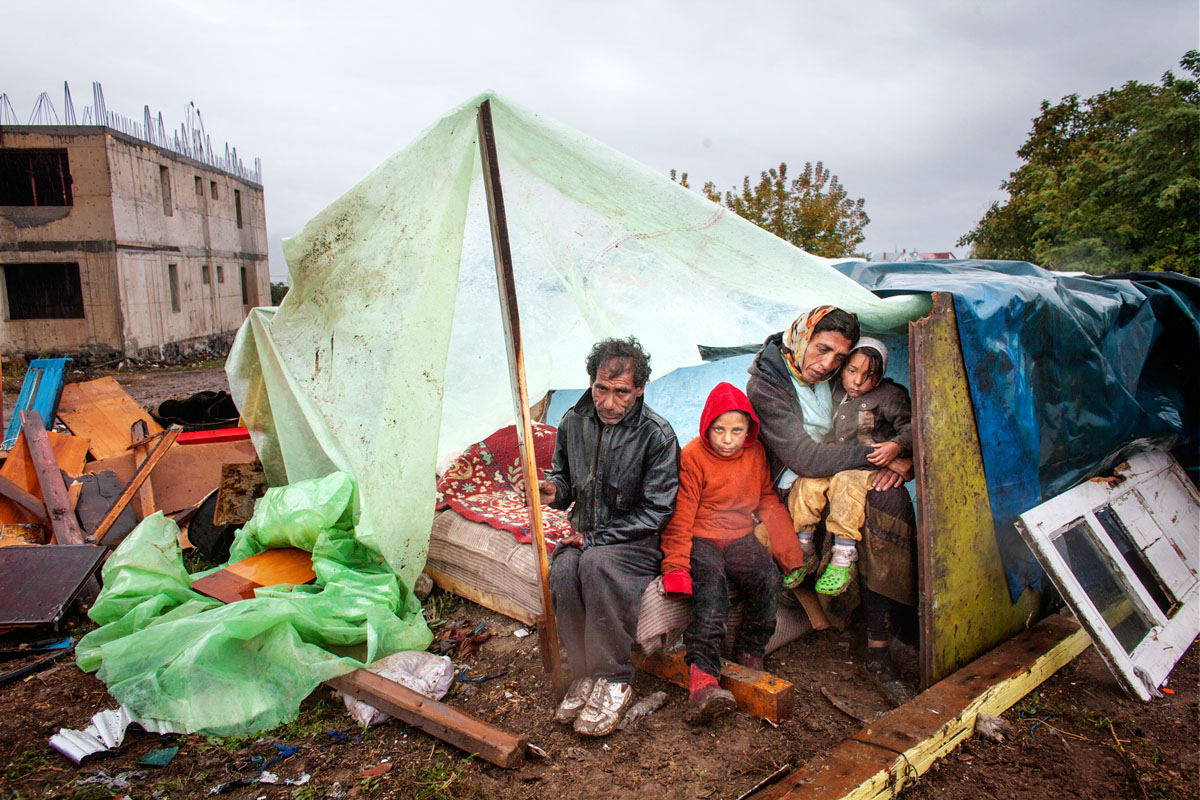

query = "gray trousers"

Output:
[[548, 536, 662, 684]]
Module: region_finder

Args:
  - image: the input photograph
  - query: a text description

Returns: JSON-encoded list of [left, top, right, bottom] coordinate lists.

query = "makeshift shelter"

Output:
[[226, 91, 1198, 697]]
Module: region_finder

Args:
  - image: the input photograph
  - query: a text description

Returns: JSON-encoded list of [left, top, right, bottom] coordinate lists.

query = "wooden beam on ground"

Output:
[[20, 411, 85, 546], [326, 669, 527, 769], [633, 646, 795, 724], [910, 293, 1044, 688], [754, 613, 1090, 800], [130, 420, 157, 521], [89, 425, 182, 545], [423, 567, 539, 627]]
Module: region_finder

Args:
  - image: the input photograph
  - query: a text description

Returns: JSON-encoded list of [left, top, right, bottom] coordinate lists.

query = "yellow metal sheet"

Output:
[[911, 293, 1043, 687]]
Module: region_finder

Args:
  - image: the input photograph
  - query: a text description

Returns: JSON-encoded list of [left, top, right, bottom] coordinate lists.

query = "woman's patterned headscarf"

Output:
[[781, 305, 836, 385]]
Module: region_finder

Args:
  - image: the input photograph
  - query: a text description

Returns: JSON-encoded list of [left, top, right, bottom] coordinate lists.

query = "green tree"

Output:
[[671, 162, 869, 258], [960, 51, 1200, 275], [270, 281, 289, 305]]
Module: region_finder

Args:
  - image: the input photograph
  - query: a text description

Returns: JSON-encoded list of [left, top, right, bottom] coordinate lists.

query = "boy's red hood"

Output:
[[699, 382, 760, 452]]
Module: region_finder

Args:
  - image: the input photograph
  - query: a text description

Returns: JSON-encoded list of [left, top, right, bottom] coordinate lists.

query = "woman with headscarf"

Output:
[[746, 305, 917, 704]]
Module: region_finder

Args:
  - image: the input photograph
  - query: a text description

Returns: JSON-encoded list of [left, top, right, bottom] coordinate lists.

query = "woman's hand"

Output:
[[872, 456, 914, 490]]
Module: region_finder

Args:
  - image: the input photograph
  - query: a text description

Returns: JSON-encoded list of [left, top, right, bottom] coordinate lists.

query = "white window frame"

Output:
[[1016, 449, 1199, 701]]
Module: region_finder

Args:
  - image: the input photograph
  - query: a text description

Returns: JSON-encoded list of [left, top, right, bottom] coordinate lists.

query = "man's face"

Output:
[[801, 331, 855, 383], [590, 364, 643, 426]]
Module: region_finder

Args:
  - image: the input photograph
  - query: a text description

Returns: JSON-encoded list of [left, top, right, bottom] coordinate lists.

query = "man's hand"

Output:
[[559, 531, 584, 549], [867, 440, 902, 467], [516, 479, 557, 505]]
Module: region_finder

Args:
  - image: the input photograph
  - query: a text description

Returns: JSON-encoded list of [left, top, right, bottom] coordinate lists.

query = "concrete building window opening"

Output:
[[194, 176, 203, 196], [235, 189, 243, 229], [240, 266, 249, 305], [0, 149, 73, 206], [216, 265, 224, 283], [4, 262, 84, 320], [168, 263, 181, 313], [160, 166, 173, 216], [209, 180, 218, 200], [202, 264, 211, 285]]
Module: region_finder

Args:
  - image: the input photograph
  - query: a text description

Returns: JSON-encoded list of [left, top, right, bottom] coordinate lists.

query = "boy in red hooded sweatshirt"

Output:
[[660, 382, 807, 723]]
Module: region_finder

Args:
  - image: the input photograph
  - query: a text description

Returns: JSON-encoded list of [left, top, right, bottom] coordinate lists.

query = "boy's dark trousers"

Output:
[[684, 533, 780, 677]]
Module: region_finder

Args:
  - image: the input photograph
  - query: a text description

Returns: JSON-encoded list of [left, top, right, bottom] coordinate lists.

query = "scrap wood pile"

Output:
[[0, 368, 533, 771]]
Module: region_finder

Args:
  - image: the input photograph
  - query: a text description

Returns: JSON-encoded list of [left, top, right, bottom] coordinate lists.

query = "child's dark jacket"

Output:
[[830, 378, 912, 454]]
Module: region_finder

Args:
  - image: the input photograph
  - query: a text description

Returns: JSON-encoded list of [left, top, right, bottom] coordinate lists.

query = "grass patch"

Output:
[[424, 589, 464, 628], [278, 696, 338, 740], [412, 757, 473, 800], [2, 748, 48, 780]]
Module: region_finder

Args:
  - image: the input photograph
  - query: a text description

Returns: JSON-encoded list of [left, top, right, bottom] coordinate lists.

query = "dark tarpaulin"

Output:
[[834, 260, 1200, 602]]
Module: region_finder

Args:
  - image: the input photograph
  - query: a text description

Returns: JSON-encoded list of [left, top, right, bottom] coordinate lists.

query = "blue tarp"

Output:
[[834, 260, 1200, 601]]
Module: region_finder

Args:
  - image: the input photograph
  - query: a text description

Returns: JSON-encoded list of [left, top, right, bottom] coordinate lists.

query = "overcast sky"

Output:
[[5, 0, 1197, 282]]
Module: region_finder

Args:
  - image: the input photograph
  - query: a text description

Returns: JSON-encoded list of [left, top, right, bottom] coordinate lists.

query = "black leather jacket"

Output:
[[544, 391, 680, 548]]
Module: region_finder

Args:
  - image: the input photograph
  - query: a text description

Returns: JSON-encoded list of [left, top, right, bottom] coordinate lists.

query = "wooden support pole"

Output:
[[326, 669, 527, 769], [476, 98, 566, 697], [89, 424, 182, 545], [754, 613, 1090, 800], [20, 410, 84, 545], [633, 646, 795, 724]]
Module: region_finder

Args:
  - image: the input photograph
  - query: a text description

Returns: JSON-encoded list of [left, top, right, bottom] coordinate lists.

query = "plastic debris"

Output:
[[340, 650, 456, 726], [617, 691, 669, 729], [50, 706, 185, 763], [139, 745, 180, 767], [974, 713, 1014, 743], [513, 627, 530, 638]]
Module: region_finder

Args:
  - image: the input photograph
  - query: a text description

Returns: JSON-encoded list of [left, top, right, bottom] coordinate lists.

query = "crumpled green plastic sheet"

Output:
[[226, 91, 931, 585], [75, 472, 431, 736]]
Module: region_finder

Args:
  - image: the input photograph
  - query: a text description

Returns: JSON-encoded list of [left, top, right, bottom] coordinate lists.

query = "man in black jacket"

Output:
[[534, 337, 679, 736]]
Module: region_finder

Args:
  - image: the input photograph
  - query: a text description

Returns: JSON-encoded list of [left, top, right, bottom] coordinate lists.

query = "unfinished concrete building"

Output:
[[0, 123, 268, 361]]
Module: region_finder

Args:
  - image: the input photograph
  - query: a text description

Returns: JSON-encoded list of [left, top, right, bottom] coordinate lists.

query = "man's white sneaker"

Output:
[[573, 678, 633, 736], [553, 677, 595, 724]]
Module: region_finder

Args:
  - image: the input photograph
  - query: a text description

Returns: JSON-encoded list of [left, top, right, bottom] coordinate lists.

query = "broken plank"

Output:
[[177, 427, 250, 445], [57, 377, 162, 460], [90, 425, 181, 545], [21, 411, 85, 546], [633, 645, 795, 724], [0, 475, 49, 523], [130, 420, 157, 521], [0, 430, 90, 526], [756, 613, 1090, 800], [326, 669, 527, 769], [85, 439, 259, 517], [191, 548, 316, 603]]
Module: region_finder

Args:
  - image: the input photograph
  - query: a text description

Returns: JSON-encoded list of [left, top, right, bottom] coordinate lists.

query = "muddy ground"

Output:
[[0, 361, 1195, 800]]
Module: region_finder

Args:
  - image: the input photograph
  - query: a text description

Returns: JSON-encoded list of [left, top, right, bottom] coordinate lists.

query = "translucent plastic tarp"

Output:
[[227, 92, 930, 582], [833, 260, 1200, 601], [75, 473, 430, 735]]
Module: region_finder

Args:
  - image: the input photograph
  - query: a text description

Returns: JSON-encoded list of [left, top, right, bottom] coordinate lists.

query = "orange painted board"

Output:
[[191, 548, 315, 603], [0, 431, 91, 525], [57, 377, 161, 460], [84, 439, 258, 516]]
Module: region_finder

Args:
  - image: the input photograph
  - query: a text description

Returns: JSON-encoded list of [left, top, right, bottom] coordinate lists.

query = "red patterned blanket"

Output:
[[436, 423, 574, 550]]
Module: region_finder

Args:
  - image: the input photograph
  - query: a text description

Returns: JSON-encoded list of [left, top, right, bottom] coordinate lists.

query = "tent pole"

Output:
[[476, 99, 567, 699]]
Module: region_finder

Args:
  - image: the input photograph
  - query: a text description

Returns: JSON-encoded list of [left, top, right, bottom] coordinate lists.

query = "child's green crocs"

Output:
[[814, 564, 853, 596], [782, 566, 810, 589]]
